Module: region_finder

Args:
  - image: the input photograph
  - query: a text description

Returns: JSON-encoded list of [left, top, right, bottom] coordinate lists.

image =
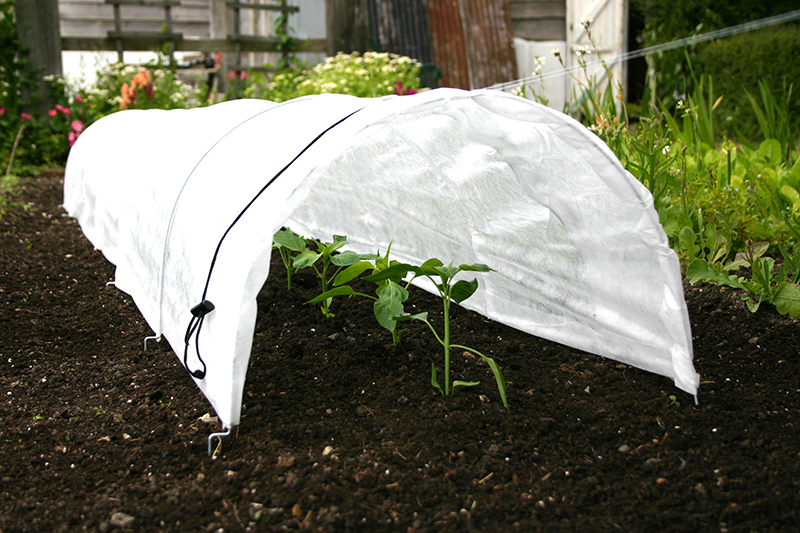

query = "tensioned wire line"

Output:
[[489, 9, 800, 92]]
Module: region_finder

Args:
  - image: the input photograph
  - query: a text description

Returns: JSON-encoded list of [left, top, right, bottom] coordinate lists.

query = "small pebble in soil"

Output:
[[618, 445, 631, 453], [108, 512, 135, 529]]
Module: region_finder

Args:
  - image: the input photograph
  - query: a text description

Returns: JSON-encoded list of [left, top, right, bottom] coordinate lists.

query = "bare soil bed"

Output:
[[1, 175, 799, 533]]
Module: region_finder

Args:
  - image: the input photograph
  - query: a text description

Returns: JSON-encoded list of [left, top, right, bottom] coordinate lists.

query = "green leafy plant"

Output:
[[272, 227, 308, 290], [687, 240, 800, 318], [272, 4, 298, 71], [293, 235, 365, 317], [364, 259, 508, 409], [743, 80, 797, 166], [308, 243, 410, 345]]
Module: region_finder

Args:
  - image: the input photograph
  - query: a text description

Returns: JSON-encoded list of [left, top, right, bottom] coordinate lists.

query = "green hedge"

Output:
[[697, 24, 800, 141]]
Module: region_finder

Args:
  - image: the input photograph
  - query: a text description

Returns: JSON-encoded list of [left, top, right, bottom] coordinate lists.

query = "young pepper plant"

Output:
[[293, 235, 365, 317], [307, 244, 410, 345], [272, 228, 308, 290], [363, 259, 508, 409]]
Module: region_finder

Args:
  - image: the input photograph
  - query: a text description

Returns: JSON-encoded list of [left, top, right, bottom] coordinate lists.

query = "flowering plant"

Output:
[[82, 63, 205, 118], [244, 51, 422, 102]]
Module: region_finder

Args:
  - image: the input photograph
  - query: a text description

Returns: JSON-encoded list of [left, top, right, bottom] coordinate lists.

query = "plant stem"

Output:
[[442, 295, 451, 396], [5, 125, 24, 176]]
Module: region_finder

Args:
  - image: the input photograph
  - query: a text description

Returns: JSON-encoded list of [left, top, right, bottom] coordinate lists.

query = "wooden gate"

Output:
[[565, 0, 628, 111]]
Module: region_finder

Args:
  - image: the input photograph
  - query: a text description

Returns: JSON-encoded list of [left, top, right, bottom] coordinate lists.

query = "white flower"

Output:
[[662, 145, 671, 155], [551, 49, 561, 57], [575, 46, 592, 57], [580, 17, 593, 28], [535, 55, 546, 66]]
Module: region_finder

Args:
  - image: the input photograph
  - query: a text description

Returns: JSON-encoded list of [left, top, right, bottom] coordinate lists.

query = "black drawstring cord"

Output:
[[183, 300, 215, 379], [182, 107, 364, 380]]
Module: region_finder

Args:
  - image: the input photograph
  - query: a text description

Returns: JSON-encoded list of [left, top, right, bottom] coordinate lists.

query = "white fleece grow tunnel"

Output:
[[64, 88, 699, 428]]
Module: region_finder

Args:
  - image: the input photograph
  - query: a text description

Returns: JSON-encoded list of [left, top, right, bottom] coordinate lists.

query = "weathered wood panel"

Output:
[[428, 0, 517, 89], [509, 0, 566, 41]]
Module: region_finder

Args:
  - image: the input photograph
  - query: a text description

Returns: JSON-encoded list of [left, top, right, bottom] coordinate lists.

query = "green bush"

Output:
[[697, 25, 800, 142], [632, 0, 800, 110]]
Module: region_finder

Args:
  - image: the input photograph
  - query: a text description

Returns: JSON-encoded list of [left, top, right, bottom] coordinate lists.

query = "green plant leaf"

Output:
[[431, 363, 443, 395], [477, 352, 508, 410], [772, 282, 800, 318], [434, 263, 459, 281], [452, 380, 480, 389], [331, 250, 361, 267], [362, 263, 416, 283], [272, 228, 307, 251], [374, 281, 409, 331], [293, 250, 321, 269], [419, 258, 444, 276], [758, 139, 783, 166], [686, 259, 747, 291], [458, 263, 492, 272], [396, 311, 429, 324], [306, 285, 371, 304], [450, 278, 479, 304], [333, 261, 373, 286]]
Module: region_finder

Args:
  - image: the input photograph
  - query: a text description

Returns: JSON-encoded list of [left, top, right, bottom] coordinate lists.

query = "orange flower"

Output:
[[120, 82, 136, 110], [132, 69, 151, 89]]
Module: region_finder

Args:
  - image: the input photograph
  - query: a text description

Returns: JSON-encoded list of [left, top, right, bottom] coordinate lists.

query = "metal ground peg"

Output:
[[143, 334, 162, 351], [208, 426, 233, 456]]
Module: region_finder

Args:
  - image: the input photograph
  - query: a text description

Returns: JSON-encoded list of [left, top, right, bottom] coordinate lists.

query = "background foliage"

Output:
[[633, 0, 800, 116], [696, 25, 800, 141]]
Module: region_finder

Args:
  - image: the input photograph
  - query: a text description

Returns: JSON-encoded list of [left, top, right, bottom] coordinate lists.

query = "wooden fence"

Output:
[[57, 0, 326, 61]]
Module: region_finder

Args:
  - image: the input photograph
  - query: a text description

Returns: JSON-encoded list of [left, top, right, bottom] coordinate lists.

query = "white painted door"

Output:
[[565, 0, 628, 115]]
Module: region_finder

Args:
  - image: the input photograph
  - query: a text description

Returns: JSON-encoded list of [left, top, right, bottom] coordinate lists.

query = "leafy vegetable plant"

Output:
[[308, 243, 410, 345], [293, 235, 365, 317], [686, 240, 800, 318], [272, 228, 308, 290], [364, 259, 508, 409], [310, 252, 508, 407]]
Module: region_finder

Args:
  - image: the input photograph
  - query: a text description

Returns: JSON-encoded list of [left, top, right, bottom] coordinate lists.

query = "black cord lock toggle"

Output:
[[191, 300, 215, 317], [184, 300, 215, 380]]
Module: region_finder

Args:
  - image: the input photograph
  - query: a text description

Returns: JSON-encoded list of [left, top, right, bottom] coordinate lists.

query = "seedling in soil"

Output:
[[364, 259, 508, 409], [308, 243, 410, 345], [293, 235, 366, 317], [272, 228, 308, 290]]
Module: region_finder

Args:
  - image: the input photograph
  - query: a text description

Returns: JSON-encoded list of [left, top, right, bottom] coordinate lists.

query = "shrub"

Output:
[[697, 25, 800, 142], [633, 0, 800, 111]]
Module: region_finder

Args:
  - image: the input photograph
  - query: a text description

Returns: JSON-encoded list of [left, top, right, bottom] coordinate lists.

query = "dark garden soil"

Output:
[[1, 175, 799, 533]]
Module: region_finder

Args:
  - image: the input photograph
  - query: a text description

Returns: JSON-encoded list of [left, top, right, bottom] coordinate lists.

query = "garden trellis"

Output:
[[64, 88, 699, 429]]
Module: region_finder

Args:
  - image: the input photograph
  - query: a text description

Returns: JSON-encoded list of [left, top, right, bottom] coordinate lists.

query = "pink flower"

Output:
[[68, 131, 79, 147], [394, 81, 415, 96], [240, 70, 248, 80], [228, 70, 236, 80], [74, 94, 84, 103], [49, 108, 58, 117], [0, 107, 5, 117], [20, 112, 32, 121], [214, 52, 223, 68], [55, 104, 71, 115], [70, 120, 84, 133]]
